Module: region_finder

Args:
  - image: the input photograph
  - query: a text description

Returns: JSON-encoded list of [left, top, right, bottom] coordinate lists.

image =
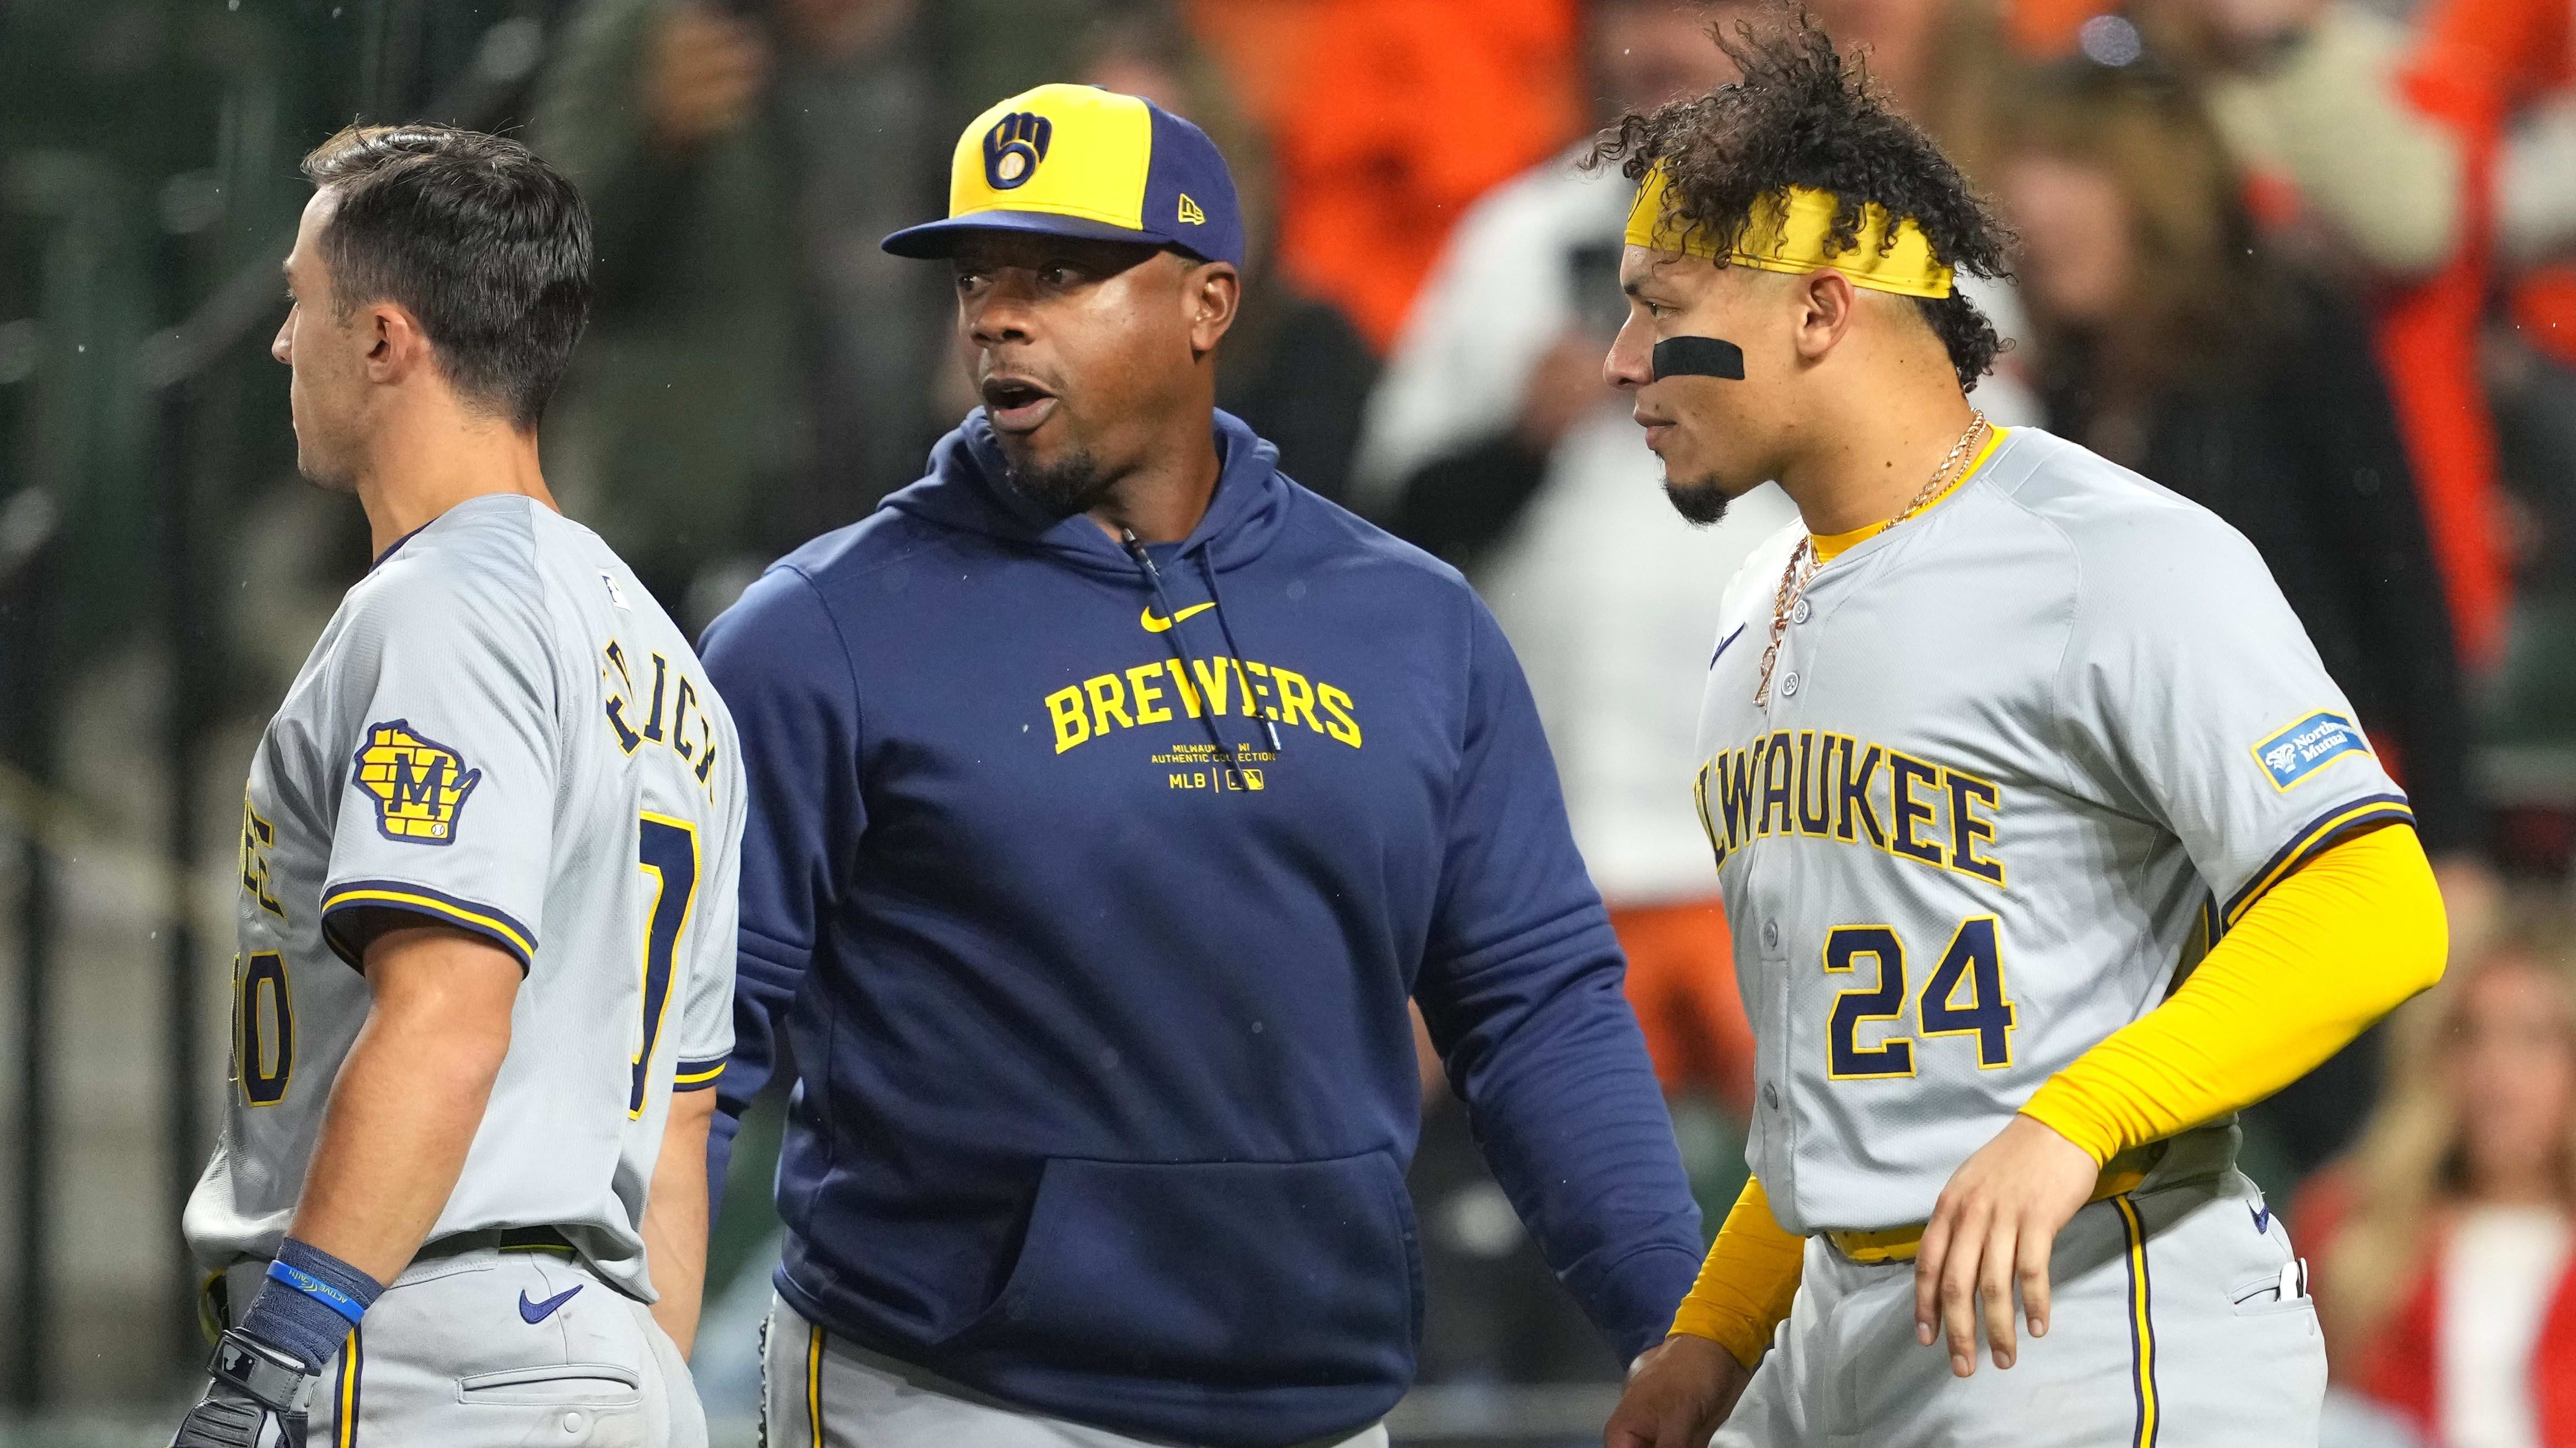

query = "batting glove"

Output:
[[170, 1328, 318, 1448]]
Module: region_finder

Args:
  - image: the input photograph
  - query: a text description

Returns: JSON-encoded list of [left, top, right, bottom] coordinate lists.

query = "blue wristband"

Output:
[[266, 1259, 367, 1325], [236, 1238, 385, 1372]]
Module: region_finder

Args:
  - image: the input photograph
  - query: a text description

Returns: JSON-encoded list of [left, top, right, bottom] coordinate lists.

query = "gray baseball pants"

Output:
[[759, 1294, 1389, 1448], [1714, 1165, 2325, 1447], [217, 1236, 705, 1447]]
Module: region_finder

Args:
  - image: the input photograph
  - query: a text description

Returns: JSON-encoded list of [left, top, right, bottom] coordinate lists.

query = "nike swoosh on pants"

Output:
[[519, 1284, 582, 1325]]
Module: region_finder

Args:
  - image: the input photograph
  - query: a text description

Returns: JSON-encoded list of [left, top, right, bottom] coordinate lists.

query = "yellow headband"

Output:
[[1623, 165, 1956, 300]]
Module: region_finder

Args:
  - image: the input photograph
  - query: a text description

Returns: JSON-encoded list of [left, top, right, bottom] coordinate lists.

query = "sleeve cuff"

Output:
[[2221, 794, 2414, 928], [671, 1058, 728, 1092], [1670, 1312, 1775, 1372], [320, 879, 537, 971], [2016, 1093, 2120, 1168], [1669, 1177, 1807, 1370]]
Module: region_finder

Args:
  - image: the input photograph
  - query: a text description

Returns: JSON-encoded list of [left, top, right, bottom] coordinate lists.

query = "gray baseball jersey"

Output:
[[182, 493, 745, 1301], [1695, 427, 2411, 1236]]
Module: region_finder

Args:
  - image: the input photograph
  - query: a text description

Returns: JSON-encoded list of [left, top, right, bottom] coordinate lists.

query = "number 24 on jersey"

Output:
[[1823, 915, 2016, 1079]]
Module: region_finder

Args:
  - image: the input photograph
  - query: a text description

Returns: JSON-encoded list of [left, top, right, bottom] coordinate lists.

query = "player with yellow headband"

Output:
[[1598, 13, 2447, 1447]]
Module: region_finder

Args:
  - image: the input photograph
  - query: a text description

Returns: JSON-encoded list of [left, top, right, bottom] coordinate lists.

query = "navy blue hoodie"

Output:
[[699, 410, 1701, 1447]]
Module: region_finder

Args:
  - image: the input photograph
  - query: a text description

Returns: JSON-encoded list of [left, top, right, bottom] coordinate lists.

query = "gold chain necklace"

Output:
[[1753, 410, 1989, 708]]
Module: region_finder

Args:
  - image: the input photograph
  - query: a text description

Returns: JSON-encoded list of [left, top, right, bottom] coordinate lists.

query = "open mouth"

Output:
[[981, 375, 1058, 435]]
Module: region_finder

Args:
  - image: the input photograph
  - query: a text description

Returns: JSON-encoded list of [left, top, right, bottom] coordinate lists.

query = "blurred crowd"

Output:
[[518, 0, 2576, 1436]]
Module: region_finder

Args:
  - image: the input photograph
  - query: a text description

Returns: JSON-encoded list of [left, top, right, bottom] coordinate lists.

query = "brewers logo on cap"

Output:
[[882, 83, 1245, 268], [984, 111, 1052, 190], [351, 719, 481, 843]]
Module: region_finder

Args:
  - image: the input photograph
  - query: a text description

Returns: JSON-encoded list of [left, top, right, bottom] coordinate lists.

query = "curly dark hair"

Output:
[[1589, 6, 2013, 388]]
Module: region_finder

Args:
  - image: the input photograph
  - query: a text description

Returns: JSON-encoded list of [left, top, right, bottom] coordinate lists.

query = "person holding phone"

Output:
[[1353, 0, 1783, 1115]]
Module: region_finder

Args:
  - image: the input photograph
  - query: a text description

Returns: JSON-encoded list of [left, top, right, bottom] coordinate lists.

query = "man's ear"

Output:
[[1789, 269, 1858, 364], [360, 302, 436, 388], [1186, 261, 1240, 355]]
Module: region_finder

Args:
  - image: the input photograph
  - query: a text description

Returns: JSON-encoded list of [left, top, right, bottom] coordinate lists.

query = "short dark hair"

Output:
[[300, 123, 592, 430], [1589, 7, 2012, 388]]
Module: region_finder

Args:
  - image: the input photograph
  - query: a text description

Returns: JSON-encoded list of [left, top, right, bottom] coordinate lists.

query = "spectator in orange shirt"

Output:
[[1181, 0, 1585, 351], [2395, 0, 2576, 755]]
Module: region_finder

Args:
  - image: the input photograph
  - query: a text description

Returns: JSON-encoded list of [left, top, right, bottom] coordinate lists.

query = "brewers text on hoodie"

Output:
[[699, 409, 1703, 1448]]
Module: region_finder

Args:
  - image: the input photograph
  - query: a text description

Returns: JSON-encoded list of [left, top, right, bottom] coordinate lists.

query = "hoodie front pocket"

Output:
[[956, 1151, 1423, 1386]]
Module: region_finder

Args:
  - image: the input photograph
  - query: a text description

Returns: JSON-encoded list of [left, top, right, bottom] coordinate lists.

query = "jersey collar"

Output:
[[1809, 426, 2010, 564]]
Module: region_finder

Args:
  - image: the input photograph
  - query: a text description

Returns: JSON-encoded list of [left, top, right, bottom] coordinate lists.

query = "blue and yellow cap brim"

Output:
[[881, 209, 1216, 261]]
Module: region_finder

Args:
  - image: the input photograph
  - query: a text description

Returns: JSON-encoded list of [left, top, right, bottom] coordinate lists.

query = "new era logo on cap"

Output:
[[881, 83, 1245, 267]]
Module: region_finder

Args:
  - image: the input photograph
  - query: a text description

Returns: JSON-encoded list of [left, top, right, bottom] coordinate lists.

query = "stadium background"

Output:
[[4, 0, 2575, 1442]]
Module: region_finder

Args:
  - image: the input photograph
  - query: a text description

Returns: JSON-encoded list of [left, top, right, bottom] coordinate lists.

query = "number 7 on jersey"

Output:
[[631, 814, 700, 1117]]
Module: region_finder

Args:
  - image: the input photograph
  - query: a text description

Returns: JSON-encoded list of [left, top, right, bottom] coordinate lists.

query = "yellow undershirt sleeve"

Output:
[[1662, 824, 2439, 1367], [1668, 1176, 1808, 1369], [2019, 822, 2446, 1166]]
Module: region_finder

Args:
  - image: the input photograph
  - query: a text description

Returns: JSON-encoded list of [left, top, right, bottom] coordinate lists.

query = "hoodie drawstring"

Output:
[[1198, 554, 1284, 753], [1120, 529, 1284, 759]]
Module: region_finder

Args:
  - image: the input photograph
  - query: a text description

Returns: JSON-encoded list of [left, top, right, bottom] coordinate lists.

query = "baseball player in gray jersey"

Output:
[[170, 125, 743, 1448], [1595, 16, 2448, 1448]]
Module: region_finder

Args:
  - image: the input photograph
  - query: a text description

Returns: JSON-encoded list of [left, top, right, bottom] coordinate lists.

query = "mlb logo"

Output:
[[2251, 711, 2369, 792]]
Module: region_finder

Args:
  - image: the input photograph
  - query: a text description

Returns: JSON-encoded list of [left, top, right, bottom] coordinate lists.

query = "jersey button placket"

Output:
[[1779, 584, 1819, 699], [1764, 581, 1818, 1193], [1771, 583, 1816, 714]]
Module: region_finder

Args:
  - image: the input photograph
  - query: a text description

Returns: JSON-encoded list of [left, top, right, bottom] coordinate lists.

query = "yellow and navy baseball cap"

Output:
[[881, 83, 1244, 268]]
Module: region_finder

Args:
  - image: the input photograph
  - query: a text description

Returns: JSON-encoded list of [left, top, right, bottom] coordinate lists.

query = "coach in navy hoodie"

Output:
[[699, 85, 1701, 1448]]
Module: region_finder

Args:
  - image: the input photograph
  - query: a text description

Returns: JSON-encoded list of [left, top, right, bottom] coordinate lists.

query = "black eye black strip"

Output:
[[1652, 336, 1746, 381]]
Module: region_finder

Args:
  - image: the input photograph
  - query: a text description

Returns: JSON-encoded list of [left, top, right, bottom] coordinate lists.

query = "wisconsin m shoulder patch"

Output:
[[351, 719, 482, 843], [2252, 710, 2370, 792]]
